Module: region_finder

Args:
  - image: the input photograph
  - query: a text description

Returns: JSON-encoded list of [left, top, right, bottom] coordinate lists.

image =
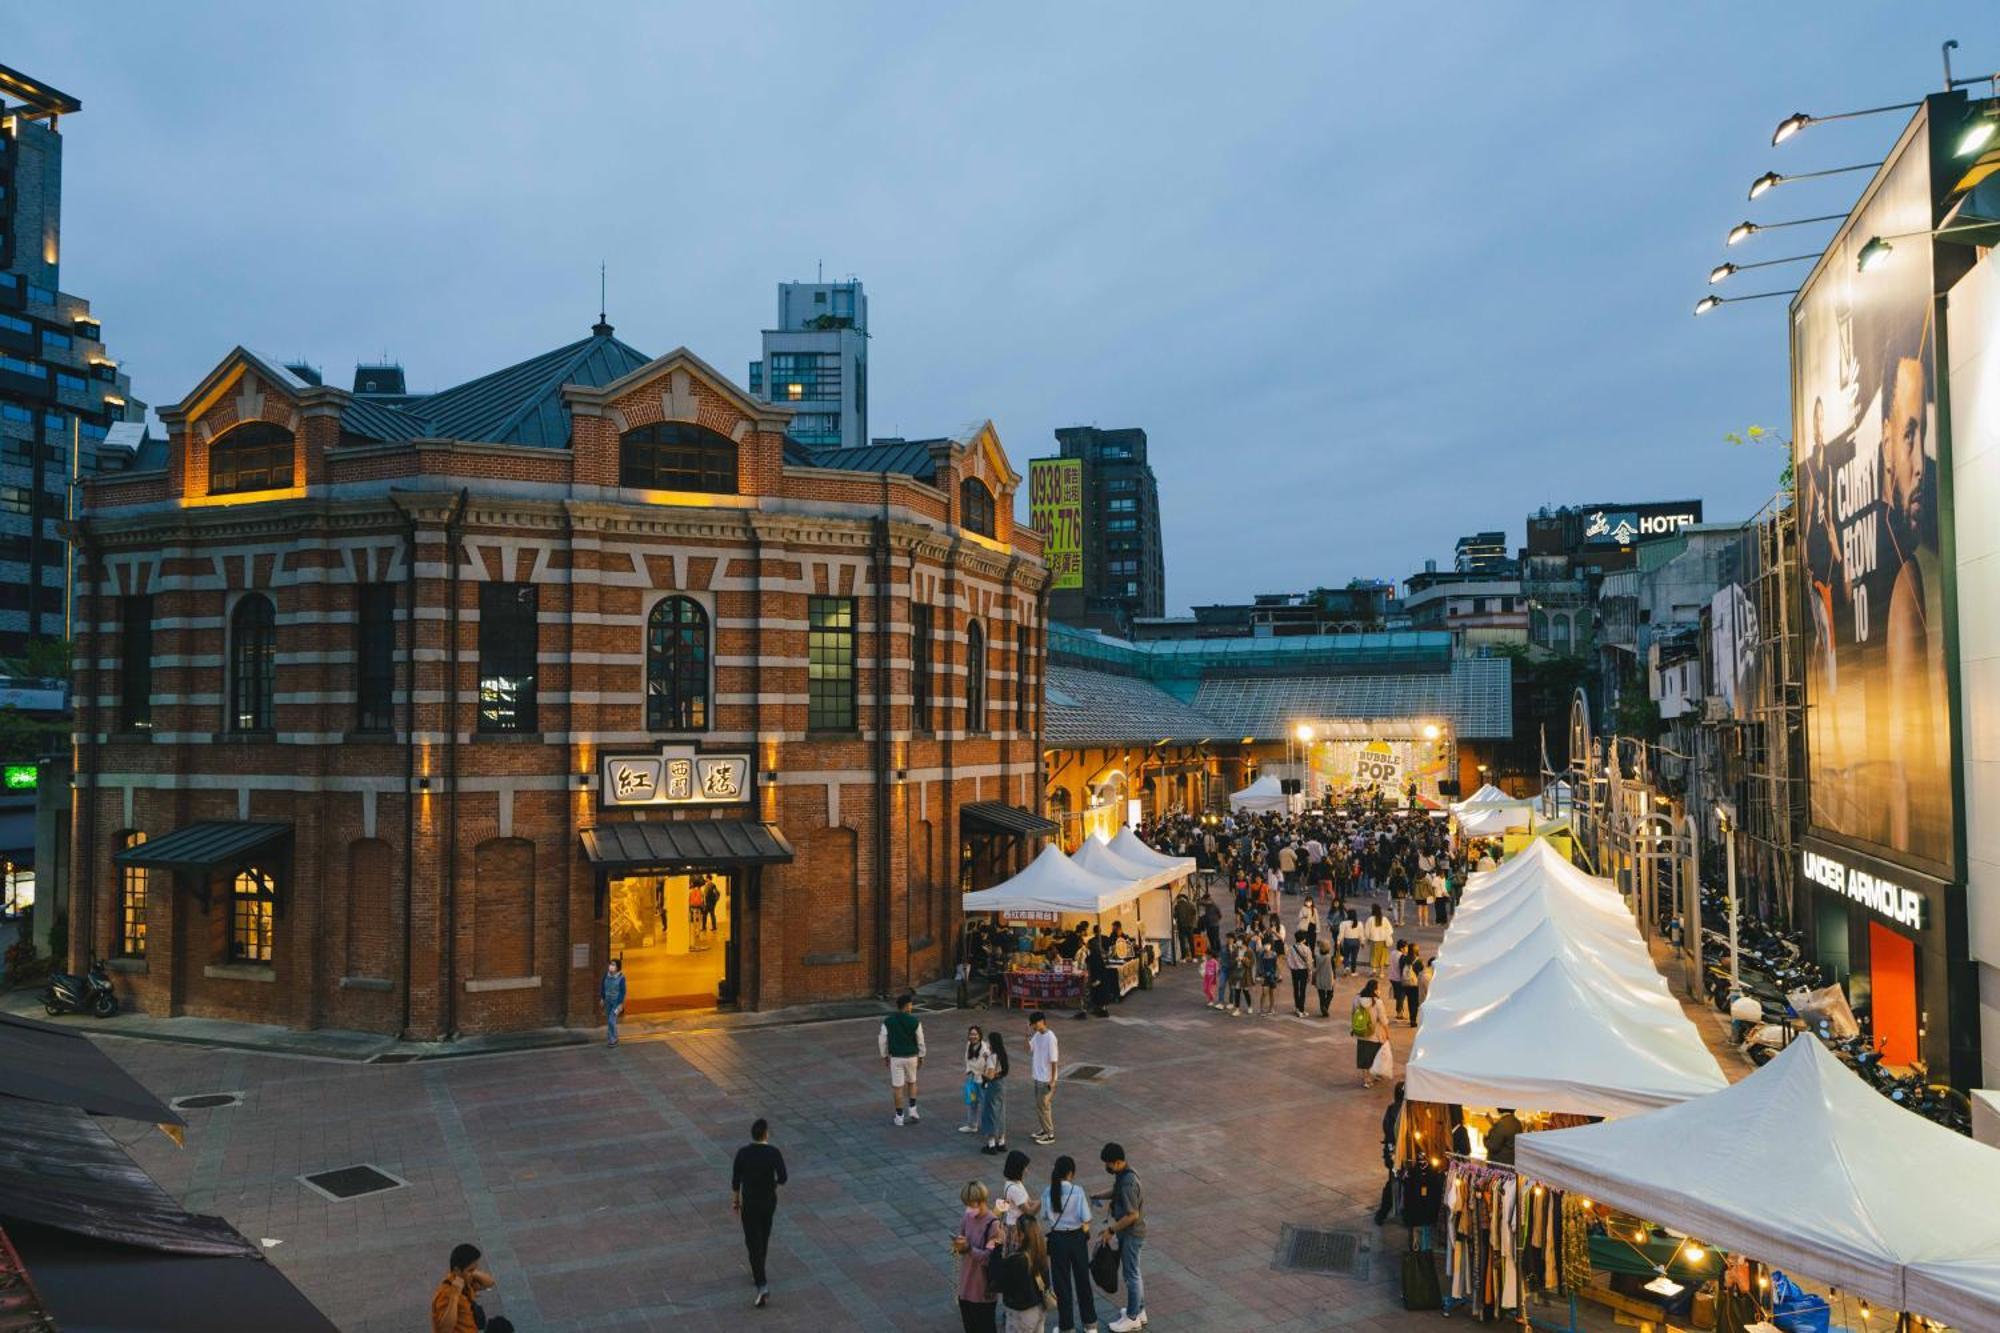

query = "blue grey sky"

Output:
[[14, 5, 1993, 611]]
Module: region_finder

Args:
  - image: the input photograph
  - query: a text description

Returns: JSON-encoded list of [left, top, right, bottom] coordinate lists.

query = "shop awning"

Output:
[[115, 821, 291, 874], [582, 819, 794, 870], [960, 801, 1058, 838], [0, 1014, 182, 1126]]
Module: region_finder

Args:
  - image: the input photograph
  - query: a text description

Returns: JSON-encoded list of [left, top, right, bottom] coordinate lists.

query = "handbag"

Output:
[[1089, 1235, 1121, 1295], [963, 1074, 979, 1107]]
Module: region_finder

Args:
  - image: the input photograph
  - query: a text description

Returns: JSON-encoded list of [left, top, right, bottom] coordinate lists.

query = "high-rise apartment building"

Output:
[[747, 279, 866, 448], [1454, 530, 1512, 574], [1041, 426, 1165, 633], [0, 64, 148, 657]]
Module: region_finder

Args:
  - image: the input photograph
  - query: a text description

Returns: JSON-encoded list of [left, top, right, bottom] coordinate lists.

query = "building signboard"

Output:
[[1029, 457, 1084, 590], [1801, 844, 1927, 930], [599, 745, 752, 809], [1791, 106, 1954, 876], [1579, 502, 1702, 546]]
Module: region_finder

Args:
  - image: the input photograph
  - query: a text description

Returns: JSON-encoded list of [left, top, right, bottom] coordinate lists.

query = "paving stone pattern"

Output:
[[97, 899, 1541, 1331]]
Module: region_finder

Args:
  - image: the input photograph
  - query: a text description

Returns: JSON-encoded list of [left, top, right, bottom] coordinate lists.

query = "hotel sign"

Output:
[[1801, 847, 1926, 931], [599, 745, 751, 809]]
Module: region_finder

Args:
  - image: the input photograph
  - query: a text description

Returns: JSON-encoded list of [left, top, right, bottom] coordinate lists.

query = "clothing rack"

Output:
[[1440, 1154, 1580, 1333]]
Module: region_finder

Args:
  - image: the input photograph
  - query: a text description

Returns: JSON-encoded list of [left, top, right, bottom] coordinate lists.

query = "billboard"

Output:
[[1578, 501, 1703, 546], [1709, 583, 1761, 723], [1029, 458, 1083, 590], [1792, 108, 1953, 875]]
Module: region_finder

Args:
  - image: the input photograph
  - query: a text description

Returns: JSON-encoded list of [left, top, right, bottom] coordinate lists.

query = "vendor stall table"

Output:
[[1005, 969, 1086, 1009]]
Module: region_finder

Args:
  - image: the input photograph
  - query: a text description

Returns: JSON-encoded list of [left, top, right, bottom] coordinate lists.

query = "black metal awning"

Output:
[[0, 1014, 182, 1126], [582, 819, 795, 871], [115, 821, 291, 874], [960, 801, 1058, 838]]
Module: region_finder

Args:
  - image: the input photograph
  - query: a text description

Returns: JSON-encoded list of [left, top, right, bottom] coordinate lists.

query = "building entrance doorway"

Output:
[[608, 871, 731, 1012]]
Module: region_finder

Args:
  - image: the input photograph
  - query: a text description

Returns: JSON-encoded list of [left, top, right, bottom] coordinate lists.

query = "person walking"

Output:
[[1200, 945, 1220, 1009], [1228, 936, 1255, 1016], [1028, 1011, 1060, 1146], [1202, 899, 1223, 957], [880, 992, 926, 1126], [1286, 928, 1313, 1019], [1297, 894, 1320, 947], [1388, 942, 1412, 1025], [1094, 1143, 1147, 1332], [1043, 1155, 1099, 1333], [1313, 930, 1337, 1017], [1364, 904, 1395, 977], [731, 1118, 788, 1308], [1414, 869, 1436, 927], [1172, 892, 1197, 962], [1337, 909, 1362, 977], [1353, 978, 1393, 1089], [998, 1213, 1054, 1333], [954, 1181, 1006, 1333], [978, 1030, 1011, 1155], [1256, 932, 1280, 1016], [599, 958, 626, 1048], [1403, 944, 1427, 1027], [959, 1025, 986, 1133], [431, 1243, 496, 1333], [1386, 860, 1409, 926]]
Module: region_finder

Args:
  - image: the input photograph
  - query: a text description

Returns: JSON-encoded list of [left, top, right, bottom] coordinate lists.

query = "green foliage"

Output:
[[0, 710, 68, 767], [1724, 424, 1794, 493], [1612, 689, 1662, 742]]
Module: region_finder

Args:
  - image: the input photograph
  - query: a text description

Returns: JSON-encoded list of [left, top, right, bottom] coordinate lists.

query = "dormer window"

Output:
[[960, 477, 995, 538], [208, 422, 295, 495], [620, 422, 738, 493]]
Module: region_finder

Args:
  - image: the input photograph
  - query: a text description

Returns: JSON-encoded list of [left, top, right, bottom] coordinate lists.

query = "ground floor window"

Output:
[[231, 867, 275, 963], [607, 871, 730, 1011], [120, 831, 148, 957]]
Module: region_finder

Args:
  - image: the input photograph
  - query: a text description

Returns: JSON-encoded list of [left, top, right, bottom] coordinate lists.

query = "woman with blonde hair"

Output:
[[952, 1180, 1004, 1332]]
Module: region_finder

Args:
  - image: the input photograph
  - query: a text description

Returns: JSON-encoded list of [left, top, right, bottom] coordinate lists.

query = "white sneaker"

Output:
[[957, 1124, 977, 1133], [1110, 1316, 1145, 1332], [907, 1106, 920, 1122], [893, 1113, 905, 1126]]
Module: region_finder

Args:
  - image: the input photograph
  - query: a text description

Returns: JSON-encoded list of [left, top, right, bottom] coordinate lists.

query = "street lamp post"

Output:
[[1716, 803, 1741, 987]]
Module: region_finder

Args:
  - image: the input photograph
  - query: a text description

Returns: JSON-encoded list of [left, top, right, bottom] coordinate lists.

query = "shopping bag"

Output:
[[1400, 1249, 1442, 1310], [1090, 1237, 1121, 1295], [1369, 1039, 1395, 1080], [1767, 1271, 1830, 1333]]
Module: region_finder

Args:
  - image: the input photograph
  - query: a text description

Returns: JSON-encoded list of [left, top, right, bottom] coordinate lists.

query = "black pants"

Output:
[[1317, 985, 1334, 1016], [958, 1298, 998, 1333], [1393, 982, 1414, 1020], [1176, 924, 1194, 959], [741, 1200, 775, 1287], [1048, 1229, 1098, 1330], [1290, 969, 1310, 1014]]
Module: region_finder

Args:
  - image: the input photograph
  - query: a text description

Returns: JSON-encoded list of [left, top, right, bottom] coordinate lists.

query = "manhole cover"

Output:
[[1275, 1225, 1368, 1277], [1068, 1064, 1109, 1082], [170, 1092, 243, 1110], [299, 1164, 407, 1202]]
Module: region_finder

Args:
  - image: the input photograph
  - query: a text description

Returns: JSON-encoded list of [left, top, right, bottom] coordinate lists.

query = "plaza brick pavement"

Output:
[[94, 901, 1474, 1332]]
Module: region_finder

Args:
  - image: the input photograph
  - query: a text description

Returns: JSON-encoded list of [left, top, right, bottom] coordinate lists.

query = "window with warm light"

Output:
[[231, 867, 275, 963], [208, 422, 295, 495], [119, 831, 147, 957], [619, 422, 737, 493]]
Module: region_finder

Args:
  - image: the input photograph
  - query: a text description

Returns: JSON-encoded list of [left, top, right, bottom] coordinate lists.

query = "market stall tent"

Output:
[[1515, 1035, 2000, 1330], [960, 842, 1146, 917], [1228, 774, 1288, 813], [1108, 827, 1198, 884], [1453, 783, 1531, 812], [1072, 835, 1172, 892], [1457, 803, 1534, 836]]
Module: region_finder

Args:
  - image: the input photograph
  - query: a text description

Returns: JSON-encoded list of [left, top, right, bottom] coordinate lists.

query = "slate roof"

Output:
[[337, 394, 431, 444], [793, 437, 943, 483], [1043, 663, 1222, 746], [1190, 657, 1514, 740], [407, 330, 652, 448]]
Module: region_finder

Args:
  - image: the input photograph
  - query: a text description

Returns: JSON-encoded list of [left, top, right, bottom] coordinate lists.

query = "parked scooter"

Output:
[[43, 959, 118, 1018]]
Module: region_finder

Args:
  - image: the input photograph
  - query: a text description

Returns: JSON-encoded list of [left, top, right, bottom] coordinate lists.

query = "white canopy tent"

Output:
[[1516, 1036, 2000, 1331], [1228, 774, 1288, 813], [1108, 827, 1197, 884], [1456, 803, 1535, 836], [1407, 839, 1727, 1117], [1072, 835, 1173, 892], [960, 843, 1146, 917], [1453, 782, 1533, 812]]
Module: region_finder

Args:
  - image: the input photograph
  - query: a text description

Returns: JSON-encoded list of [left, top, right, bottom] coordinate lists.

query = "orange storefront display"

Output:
[[1868, 922, 1919, 1067]]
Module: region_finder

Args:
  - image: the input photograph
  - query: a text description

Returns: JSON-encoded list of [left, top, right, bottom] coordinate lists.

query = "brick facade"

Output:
[[72, 344, 1049, 1036]]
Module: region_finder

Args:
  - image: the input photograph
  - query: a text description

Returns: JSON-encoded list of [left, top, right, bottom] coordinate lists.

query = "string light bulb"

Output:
[[1685, 1244, 1705, 1263]]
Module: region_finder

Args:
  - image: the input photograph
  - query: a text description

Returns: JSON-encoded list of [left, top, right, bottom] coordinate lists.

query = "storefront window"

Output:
[[231, 867, 275, 963]]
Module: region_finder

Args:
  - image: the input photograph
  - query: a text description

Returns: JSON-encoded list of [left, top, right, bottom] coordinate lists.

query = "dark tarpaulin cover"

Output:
[[0, 1100, 248, 1257], [0, 1014, 183, 1126], [6, 1222, 338, 1332]]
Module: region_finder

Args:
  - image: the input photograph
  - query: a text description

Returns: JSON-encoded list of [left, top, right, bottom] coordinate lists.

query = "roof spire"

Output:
[[592, 261, 613, 337]]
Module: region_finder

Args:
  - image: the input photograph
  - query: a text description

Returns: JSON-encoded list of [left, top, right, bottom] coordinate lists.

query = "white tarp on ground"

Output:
[[1516, 1035, 2000, 1331], [961, 843, 1146, 916], [1407, 839, 1727, 1118], [1228, 774, 1288, 813]]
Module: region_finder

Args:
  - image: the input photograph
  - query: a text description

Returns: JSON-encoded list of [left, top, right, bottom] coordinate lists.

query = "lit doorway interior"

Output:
[[608, 871, 730, 1013]]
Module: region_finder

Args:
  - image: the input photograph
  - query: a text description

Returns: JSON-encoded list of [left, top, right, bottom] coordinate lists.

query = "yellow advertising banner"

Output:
[[1029, 458, 1084, 590]]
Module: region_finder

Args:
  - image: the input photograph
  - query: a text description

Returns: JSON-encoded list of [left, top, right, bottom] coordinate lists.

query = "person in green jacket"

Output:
[[879, 991, 927, 1126]]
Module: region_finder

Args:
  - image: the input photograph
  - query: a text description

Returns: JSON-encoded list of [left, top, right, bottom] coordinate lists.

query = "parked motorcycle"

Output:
[[44, 959, 119, 1018]]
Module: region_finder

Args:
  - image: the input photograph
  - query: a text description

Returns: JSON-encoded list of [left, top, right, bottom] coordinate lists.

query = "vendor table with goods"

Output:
[[1005, 966, 1087, 1009], [1113, 956, 1141, 997]]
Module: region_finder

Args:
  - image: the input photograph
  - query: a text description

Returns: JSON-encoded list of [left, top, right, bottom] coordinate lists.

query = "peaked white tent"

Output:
[[1072, 835, 1170, 891], [961, 843, 1144, 917], [1228, 774, 1288, 813], [1108, 827, 1197, 884], [1457, 803, 1535, 836], [1407, 839, 1727, 1117], [1516, 1036, 2000, 1330], [1453, 782, 1532, 812]]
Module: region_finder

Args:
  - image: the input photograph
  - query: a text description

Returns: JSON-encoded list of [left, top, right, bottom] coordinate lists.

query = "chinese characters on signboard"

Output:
[[599, 747, 751, 808], [1579, 503, 1701, 546], [1029, 458, 1083, 590]]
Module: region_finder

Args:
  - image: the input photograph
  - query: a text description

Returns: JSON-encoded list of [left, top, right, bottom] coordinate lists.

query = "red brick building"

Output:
[[70, 327, 1051, 1036]]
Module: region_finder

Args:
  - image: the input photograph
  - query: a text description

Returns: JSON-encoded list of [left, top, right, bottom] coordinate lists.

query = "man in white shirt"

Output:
[[1027, 1010, 1059, 1145]]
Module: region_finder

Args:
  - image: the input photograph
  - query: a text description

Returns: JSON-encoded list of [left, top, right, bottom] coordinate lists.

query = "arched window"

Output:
[[229, 594, 276, 731], [966, 619, 986, 734], [208, 422, 295, 495], [1551, 612, 1572, 654], [646, 596, 710, 731], [620, 422, 737, 493], [1531, 609, 1549, 645], [231, 867, 275, 963], [960, 477, 995, 538]]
